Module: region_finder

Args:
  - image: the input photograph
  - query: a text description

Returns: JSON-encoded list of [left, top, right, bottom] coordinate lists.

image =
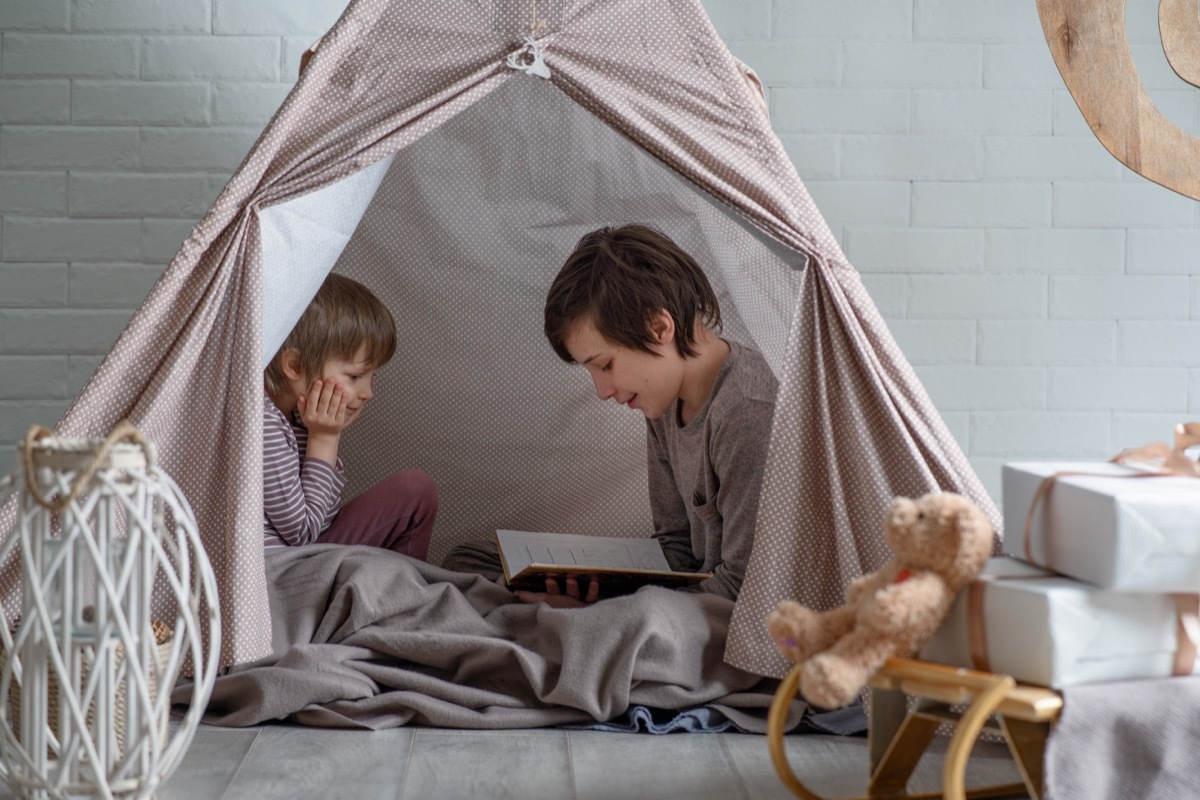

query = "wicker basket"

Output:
[[5, 619, 174, 758]]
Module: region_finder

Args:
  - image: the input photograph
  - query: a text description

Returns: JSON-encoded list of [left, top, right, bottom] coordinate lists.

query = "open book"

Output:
[[495, 529, 711, 594]]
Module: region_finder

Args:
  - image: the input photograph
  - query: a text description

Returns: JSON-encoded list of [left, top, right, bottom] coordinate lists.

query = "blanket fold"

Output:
[[185, 545, 802, 731]]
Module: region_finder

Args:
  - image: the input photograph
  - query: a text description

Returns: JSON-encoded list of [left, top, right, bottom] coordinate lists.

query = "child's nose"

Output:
[[591, 374, 615, 400]]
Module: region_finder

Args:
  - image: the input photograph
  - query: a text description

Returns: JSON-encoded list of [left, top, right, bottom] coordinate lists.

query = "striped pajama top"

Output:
[[263, 391, 345, 547]]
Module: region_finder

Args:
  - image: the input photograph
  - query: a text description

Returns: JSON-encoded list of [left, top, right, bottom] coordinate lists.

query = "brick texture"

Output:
[[1047, 368, 1189, 412], [1049, 276, 1190, 320], [0, 263, 69, 307], [846, 228, 983, 273], [914, 366, 1046, 410], [888, 320, 976, 364], [72, 0, 212, 33], [2, 127, 140, 169], [0, 1, 70, 32], [1, 34, 141, 78], [977, 321, 1116, 365], [984, 229, 1125, 274]]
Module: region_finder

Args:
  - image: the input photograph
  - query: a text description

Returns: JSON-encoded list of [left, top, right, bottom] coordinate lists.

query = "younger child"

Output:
[[262, 272, 437, 559]]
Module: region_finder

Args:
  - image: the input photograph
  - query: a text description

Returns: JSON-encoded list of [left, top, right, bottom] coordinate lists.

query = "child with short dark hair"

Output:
[[262, 272, 437, 559], [539, 224, 777, 604], [445, 224, 777, 606]]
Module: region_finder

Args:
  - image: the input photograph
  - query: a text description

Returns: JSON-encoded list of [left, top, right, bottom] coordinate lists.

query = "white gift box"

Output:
[[1002, 461, 1200, 592], [920, 558, 1198, 688]]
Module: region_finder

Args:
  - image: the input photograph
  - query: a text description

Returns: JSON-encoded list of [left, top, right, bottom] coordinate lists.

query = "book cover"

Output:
[[495, 529, 711, 594]]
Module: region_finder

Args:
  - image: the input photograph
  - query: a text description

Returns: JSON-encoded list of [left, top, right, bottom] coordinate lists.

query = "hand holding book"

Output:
[[514, 575, 602, 608]]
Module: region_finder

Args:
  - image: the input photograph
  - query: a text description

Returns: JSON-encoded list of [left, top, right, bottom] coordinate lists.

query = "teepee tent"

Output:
[[0, 0, 998, 677]]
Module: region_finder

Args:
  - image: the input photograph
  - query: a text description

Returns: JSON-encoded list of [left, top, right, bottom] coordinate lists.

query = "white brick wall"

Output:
[[0, 0, 1197, 509], [0, 0, 345, 443], [977, 321, 1117, 365]]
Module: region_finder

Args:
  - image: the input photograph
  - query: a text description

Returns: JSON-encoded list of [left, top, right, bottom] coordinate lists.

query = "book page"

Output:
[[496, 529, 672, 577]]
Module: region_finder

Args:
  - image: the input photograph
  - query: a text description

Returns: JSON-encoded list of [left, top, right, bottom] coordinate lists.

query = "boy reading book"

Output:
[[444, 224, 778, 607]]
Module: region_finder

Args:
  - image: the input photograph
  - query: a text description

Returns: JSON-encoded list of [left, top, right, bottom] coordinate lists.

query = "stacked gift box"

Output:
[[920, 457, 1200, 689]]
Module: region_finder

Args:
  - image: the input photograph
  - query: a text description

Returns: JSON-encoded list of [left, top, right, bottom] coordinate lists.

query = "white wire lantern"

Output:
[[0, 423, 220, 800]]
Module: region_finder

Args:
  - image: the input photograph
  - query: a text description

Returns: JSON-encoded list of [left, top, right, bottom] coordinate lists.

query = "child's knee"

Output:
[[387, 469, 438, 513]]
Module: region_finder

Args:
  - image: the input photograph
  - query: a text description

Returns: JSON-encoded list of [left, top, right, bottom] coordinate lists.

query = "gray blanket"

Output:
[[1046, 676, 1200, 800], [190, 545, 804, 731]]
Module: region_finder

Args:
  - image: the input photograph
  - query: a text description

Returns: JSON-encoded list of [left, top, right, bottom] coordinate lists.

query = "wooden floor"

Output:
[[113, 722, 1028, 799]]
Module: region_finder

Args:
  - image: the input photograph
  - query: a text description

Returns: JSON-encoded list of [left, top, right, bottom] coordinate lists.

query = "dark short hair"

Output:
[[544, 225, 722, 361], [264, 272, 396, 397]]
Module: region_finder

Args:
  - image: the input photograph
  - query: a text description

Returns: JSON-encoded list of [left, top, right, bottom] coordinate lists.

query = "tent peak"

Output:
[[507, 36, 552, 80]]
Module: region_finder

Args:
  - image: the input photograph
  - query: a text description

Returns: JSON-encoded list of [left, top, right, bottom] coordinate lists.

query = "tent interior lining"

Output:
[[260, 153, 396, 368], [264, 74, 810, 563]]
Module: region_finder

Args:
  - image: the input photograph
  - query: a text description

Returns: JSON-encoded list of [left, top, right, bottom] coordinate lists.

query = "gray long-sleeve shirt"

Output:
[[648, 340, 778, 601], [262, 391, 345, 547]]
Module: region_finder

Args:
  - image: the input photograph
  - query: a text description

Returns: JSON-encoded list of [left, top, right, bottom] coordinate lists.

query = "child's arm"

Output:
[[647, 424, 703, 573], [263, 399, 346, 546], [699, 393, 775, 600]]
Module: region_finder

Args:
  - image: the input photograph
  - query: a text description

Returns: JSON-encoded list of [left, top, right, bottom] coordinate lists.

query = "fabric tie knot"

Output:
[[506, 36, 551, 80]]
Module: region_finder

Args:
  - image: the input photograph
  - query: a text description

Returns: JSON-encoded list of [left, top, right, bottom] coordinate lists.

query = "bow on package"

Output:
[[1113, 422, 1200, 478]]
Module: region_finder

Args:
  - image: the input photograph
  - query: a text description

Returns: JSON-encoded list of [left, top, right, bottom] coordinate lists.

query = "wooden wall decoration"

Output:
[[1036, 0, 1200, 200], [1160, 0, 1200, 88]]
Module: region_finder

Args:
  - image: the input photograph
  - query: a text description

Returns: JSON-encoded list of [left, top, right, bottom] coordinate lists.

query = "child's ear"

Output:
[[280, 349, 305, 381], [648, 309, 675, 345]]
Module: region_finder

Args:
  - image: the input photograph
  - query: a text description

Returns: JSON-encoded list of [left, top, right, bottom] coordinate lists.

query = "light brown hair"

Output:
[[264, 272, 396, 398], [544, 224, 722, 362]]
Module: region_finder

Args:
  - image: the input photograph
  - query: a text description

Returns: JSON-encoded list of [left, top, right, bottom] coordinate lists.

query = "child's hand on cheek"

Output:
[[297, 379, 350, 438], [295, 379, 347, 467]]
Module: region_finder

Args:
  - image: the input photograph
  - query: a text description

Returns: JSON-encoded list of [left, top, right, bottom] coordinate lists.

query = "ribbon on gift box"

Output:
[[1021, 421, 1200, 566], [965, 573, 1200, 678], [965, 572, 1057, 675], [1111, 421, 1200, 479], [1171, 594, 1200, 676]]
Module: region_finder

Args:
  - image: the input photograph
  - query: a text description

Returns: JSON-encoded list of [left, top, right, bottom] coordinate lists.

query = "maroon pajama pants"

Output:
[[316, 469, 438, 561]]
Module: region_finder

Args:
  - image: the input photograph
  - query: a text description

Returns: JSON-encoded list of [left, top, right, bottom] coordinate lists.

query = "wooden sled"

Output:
[[767, 658, 1063, 800]]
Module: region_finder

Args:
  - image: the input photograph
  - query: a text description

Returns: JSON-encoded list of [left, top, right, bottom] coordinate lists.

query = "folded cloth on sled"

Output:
[[179, 544, 816, 732]]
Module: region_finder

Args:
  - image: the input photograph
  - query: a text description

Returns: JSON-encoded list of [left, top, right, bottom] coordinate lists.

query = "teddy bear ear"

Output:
[[947, 497, 994, 585]]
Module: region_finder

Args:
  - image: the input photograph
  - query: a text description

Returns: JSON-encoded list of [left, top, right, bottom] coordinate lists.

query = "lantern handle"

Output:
[[21, 421, 153, 513]]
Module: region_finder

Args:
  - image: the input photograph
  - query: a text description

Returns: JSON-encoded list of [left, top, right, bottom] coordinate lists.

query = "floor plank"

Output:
[[220, 726, 413, 800], [722, 731, 1028, 799], [569, 730, 749, 800], [401, 729, 572, 800], [158, 726, 262, 800]]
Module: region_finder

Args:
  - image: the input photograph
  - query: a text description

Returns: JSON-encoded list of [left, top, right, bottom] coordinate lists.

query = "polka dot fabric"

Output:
[[0, 0, 998, 675]]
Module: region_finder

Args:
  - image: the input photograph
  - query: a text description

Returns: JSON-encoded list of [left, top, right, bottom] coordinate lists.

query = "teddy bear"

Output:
[[765, 491, 994, 710]]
